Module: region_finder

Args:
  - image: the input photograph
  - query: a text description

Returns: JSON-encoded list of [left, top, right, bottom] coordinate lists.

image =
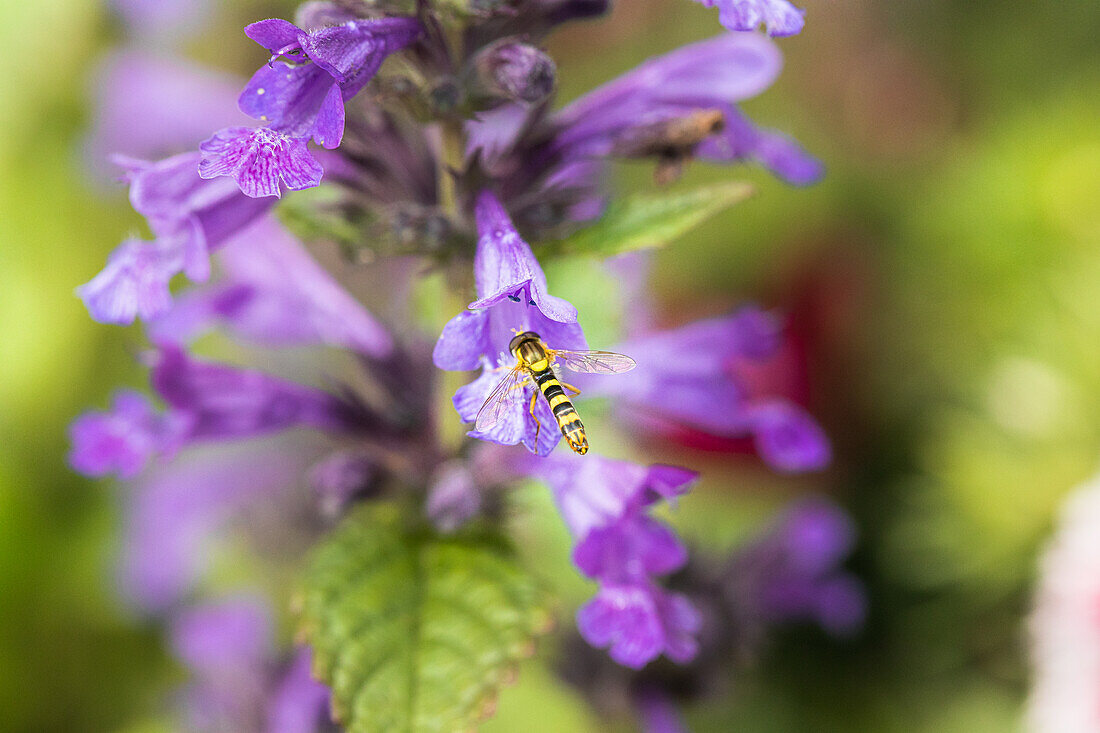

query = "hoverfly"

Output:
[[475, 331, 636, 455]]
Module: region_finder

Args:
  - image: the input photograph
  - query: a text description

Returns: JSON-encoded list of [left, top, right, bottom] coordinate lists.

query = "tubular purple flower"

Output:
[[694, 0, 805, 37], [434, 190, 584, 371], [528, 452, 700, 667], [150, 346, 355, 441], [121, 445, 319, 610], [170, 597, 331, 732], [577, 582, 701, 669], [68, 390, 188, 479], [147, 218, 393, 358], [434, 191, 584, 455], [199, 16, 421, 198], [79, 153, 276, 325], [267, 648, 332, 733], [588, 306, 831, 473], [727, 498, 866, 638]]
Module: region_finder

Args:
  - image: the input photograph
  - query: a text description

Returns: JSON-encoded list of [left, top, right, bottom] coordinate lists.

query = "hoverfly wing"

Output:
[[551, 349, 637, 374], [474, 367, 530, 432]]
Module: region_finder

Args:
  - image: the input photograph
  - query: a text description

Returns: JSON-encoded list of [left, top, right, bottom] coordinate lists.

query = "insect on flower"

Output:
[[476, 331, 636, 454]]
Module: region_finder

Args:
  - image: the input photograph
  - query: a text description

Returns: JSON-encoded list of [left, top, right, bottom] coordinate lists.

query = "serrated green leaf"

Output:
[[298, 505, 553, 733], [542, 181, 755, 259]]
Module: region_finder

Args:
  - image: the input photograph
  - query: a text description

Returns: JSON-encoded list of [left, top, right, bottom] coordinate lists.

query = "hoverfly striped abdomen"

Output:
[[532, 366, 589, 454]]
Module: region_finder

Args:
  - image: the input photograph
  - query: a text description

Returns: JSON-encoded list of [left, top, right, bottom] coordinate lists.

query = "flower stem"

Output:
[[437, 117, 464, 218]]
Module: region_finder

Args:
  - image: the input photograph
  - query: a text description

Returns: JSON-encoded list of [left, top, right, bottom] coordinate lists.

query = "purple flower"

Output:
[[200, 16, 421, 198], [150, 346, 355, 442], [728, 498, 866, 637], [267, 648, 331, 733], [590, 306, 831, 473], [146, 217, 393, 357], [578, 582, 701, 669], [434, 191, 584, 455], [77, 238, 184, 325], [471, 41, 557, 106], [425, 461, 483, 533], [529, 452, 700, 667], [78, 153, 274, 324], [84, 50, 250, 178], [633, 686, 689, 733], [170, 597, 330, 733], [198, 127, 325, 199], [694, 0, 805, 37], [119, 444, 321, 610], [68, 390, 187, 479]]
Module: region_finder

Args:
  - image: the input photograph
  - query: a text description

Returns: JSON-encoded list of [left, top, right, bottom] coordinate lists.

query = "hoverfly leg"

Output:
[[560, 382, 581, 397], [528, 391, 542, 444]]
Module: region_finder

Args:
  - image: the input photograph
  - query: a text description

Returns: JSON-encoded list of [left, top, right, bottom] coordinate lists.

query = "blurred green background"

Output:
[[2, 0, 1099, 731]]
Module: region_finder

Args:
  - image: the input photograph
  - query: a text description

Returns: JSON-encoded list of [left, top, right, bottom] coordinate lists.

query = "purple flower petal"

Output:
[[120, 443, 312, 610], [68, 391, 184, 479], [245, 18, 304, 53], [150, 347, 353, 441], [199, 127, 323, 198], [433, 310, 488, 371], [699, 0, 805, 36], [534, 452, 696, 539], [239, 63, 343, 146], [471, 191, 578, 324], [170, 597, 272, 675], [266, 648, 331, 733], [77, 238, 186, 324], [301, 18, 422, 98], [577, 583, 701, 669], [748, 400, 831, 473], [695, 105, 823, 185], [454, 359, 563, 456], [573, 514, 688, 582]]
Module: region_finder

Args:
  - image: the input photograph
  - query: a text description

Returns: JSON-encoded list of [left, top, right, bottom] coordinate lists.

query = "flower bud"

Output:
[[471, 40, 557, 106]]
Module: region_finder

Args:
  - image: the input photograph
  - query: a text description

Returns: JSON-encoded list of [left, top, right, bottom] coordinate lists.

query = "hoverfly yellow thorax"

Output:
[[510, 331, 549, 371]]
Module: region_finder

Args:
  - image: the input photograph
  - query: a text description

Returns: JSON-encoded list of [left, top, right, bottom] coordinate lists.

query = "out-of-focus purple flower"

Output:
[[696, 105, 824, 185], [434, 191, 583, 455], [694, 0, 805, 37], [201, 16, 421, 198], [147, 217, 393, 357], [78, 153, 275, 325], [529, 452, 700, 667], [120, 445, 318, 610], [1028, 470, 1100, 733], [308, 449, 377, 519], [578, 582, 701, 669], [111, 0, 213, 42], [150, 346, 355, 441], [171, 597, 273, 675], [267, 648, 331, 733], [633, 686, 689, 733], [85, 51, 250, 178], [425, 461, 483, 533], [728, 498, 865, 637], [170, 597, 331, 733], [77, 238, 186, 325], [68, 391, 188, 479], [588, 306, 831, 473]]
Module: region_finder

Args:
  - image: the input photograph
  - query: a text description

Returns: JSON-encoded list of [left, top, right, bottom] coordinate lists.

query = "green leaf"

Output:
[[298, 505, 553, 733], [542, 181, 755, 259]]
